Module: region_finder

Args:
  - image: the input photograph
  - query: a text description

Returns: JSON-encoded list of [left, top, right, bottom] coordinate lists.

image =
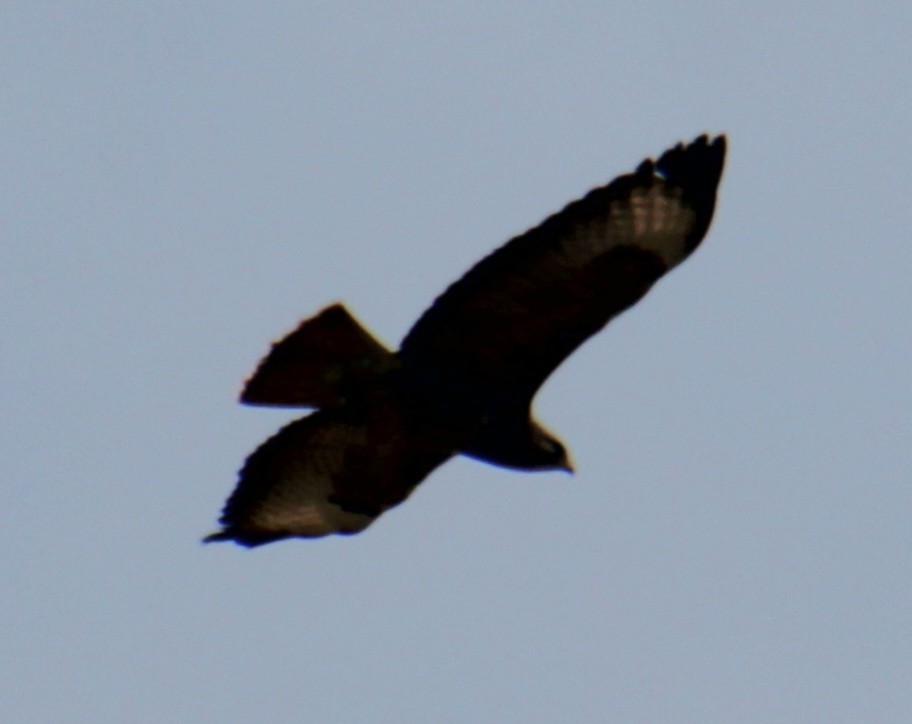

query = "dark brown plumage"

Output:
[[206, 135, 726, 546]]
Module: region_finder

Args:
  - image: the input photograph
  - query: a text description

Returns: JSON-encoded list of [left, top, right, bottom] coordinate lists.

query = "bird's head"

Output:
[[531, 425, 575, 474]]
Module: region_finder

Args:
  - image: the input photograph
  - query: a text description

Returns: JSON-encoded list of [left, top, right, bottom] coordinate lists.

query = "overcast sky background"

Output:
[[3, 3, 910, 722]]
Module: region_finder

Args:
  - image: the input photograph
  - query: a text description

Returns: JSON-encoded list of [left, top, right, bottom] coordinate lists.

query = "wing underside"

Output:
[[399, 135, 726, 400], [206, 406, 454, 546]]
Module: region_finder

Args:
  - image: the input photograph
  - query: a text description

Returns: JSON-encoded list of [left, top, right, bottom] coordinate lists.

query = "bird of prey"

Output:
[[205, 134, 726, 547]]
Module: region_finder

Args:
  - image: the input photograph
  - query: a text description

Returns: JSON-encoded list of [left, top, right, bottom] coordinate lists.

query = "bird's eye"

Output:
[[543, 439, 563, 456]]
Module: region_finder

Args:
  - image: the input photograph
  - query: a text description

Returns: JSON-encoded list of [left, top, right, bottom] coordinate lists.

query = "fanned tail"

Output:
[[240, 304, 398, 409]]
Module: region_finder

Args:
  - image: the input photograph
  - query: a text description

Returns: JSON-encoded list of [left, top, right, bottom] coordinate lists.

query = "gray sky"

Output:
[[4, 3, 911, 722]]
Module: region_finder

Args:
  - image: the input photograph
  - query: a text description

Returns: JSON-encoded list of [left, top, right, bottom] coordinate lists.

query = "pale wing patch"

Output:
[[561, 183, 696, 267], [252, 459, 373, 538], [242, 420, 376, 538]]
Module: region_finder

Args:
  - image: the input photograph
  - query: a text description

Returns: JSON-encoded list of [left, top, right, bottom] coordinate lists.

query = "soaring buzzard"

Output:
[[206, 135, 726, 546]]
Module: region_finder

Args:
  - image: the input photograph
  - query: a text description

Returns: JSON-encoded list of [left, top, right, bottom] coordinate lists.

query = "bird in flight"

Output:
[[206, 134, 726, 547]]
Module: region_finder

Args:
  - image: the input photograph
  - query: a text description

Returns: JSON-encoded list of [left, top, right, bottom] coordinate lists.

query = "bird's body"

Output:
[[206, 135, 727, 546]]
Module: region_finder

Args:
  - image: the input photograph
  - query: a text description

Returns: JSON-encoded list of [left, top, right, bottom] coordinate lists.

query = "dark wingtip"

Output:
[[202, 530, 229, 544], [634, 158, 654, 177], [202, 528, 282, 548], [655, 133, 726, 185], [651, 133, 727, 251]]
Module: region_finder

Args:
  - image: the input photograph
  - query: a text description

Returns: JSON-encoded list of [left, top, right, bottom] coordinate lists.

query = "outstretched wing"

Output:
[[205, 408, 453, 546], [399, 135, 726, 402]]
